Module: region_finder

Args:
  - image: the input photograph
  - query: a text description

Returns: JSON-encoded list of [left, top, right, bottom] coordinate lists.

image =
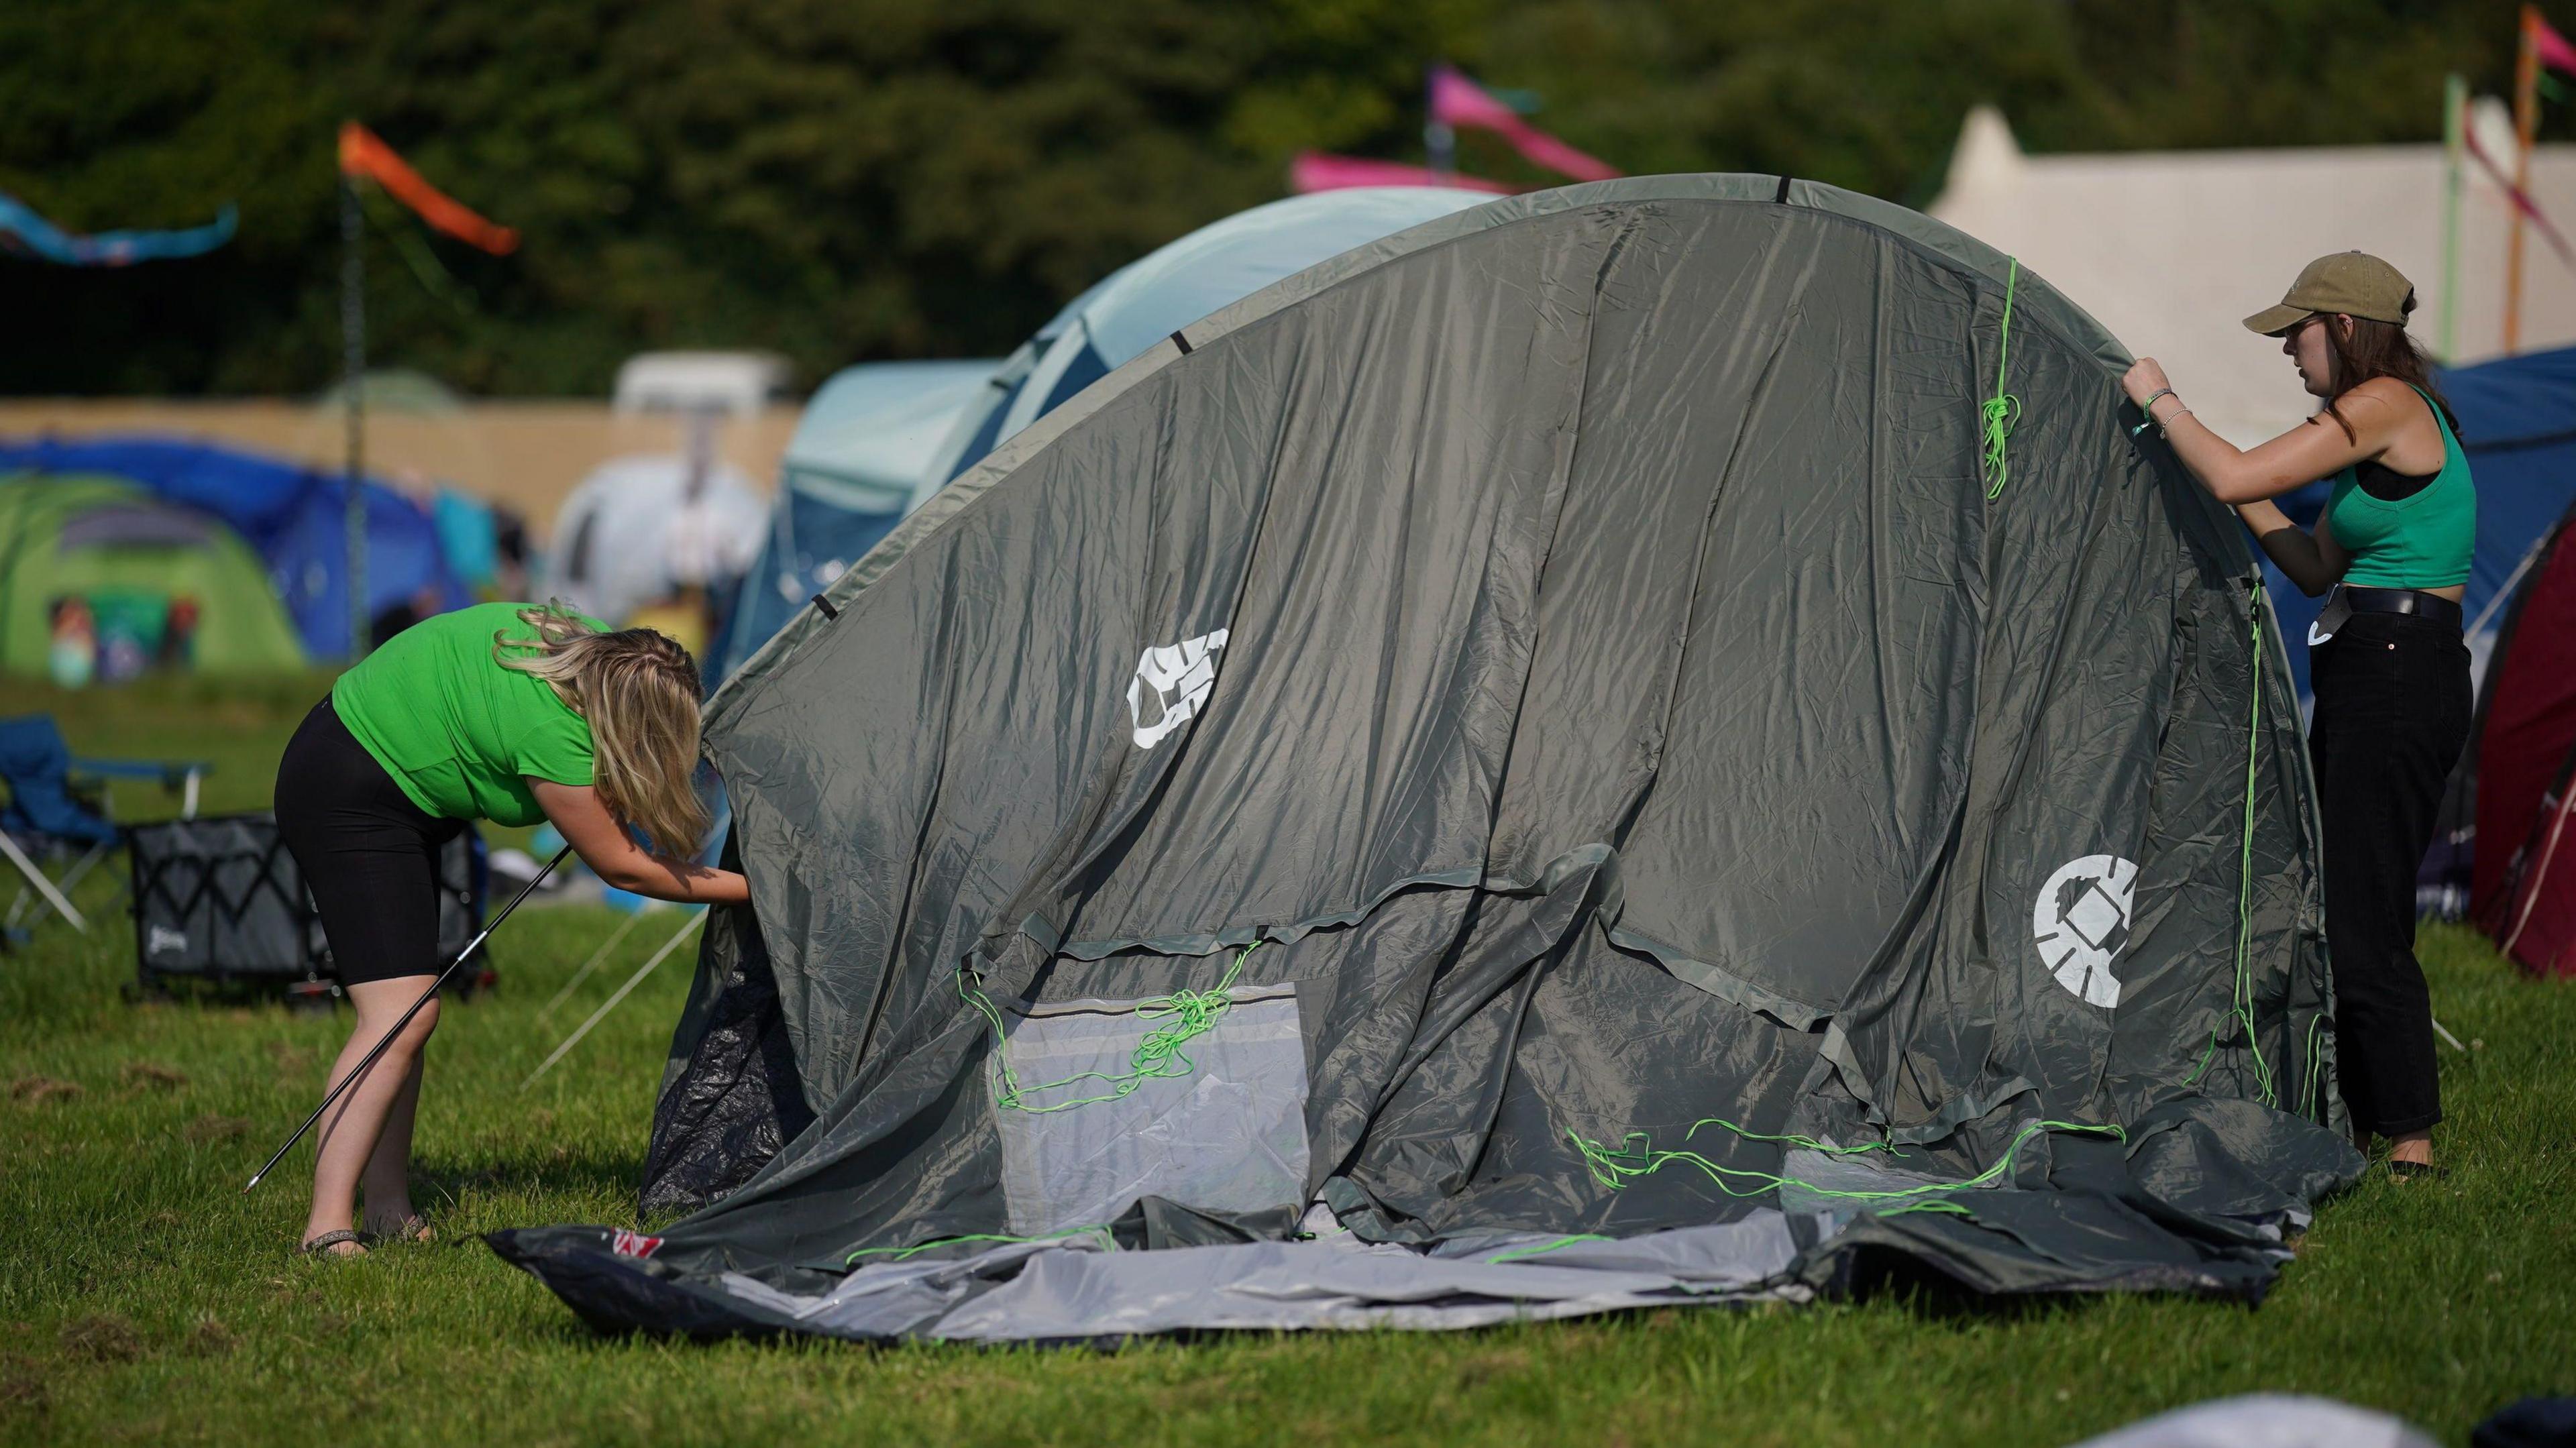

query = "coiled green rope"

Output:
[[959, 941, 1263, 1115], [1982, 256, 2022, 500]]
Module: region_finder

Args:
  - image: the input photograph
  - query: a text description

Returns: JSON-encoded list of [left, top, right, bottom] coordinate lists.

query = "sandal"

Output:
[[2386, 1159, 2447, 1182], [370, 1215, 434, 1245], [300, 1228, 371, 1257]]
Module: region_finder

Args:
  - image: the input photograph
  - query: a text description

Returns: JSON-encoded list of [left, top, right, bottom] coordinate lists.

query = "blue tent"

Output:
[[0, 435, 470, 659], [920, 187, 1499, 488], [706, 361, 996, 683], [2262, 343, 2576, 702]]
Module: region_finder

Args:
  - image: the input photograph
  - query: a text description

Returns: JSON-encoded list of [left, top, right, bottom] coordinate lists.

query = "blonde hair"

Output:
[[493, 602, 710, 854]]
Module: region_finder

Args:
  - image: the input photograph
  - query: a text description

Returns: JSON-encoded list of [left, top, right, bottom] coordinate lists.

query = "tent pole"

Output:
[[521, 910, 706, 1091], [1424, 64, 1454, 179], [2505, 5, 2541, 355], [2440, 74, 2467, 363], [244, 846, 570, 1192], [339, 175, 369, 660]]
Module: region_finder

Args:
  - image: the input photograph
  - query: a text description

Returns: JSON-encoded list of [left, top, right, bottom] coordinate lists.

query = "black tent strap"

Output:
[[1774, 175, 1793, 204]]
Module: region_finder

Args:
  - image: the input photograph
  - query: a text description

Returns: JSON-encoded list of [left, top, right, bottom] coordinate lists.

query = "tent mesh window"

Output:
[[990, 983, 1310, 1237]]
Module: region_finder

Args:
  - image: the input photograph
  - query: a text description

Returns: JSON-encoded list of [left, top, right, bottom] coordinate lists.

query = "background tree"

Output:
[[0, 0, 2548, 396]]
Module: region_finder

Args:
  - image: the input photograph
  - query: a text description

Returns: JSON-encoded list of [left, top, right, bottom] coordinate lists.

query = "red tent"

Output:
[[2475, 501, 2576, 976]]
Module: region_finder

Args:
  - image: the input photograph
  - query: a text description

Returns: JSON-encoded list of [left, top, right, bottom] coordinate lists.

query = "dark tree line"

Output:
[[0, 0, 2546, 396]]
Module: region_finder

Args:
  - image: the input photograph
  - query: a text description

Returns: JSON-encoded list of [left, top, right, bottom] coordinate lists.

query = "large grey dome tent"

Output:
[[494, 176, 2361, 1340]]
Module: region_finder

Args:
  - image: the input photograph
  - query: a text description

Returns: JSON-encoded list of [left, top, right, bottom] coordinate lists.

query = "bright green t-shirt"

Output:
[[331, 602, 606, 826]]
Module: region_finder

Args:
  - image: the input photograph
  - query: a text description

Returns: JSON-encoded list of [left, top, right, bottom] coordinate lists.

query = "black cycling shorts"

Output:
[[274, 698, 465, 987]]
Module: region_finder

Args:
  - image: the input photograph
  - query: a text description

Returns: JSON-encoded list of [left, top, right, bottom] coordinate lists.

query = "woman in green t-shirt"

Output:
[[274, 602, 749, 1256]]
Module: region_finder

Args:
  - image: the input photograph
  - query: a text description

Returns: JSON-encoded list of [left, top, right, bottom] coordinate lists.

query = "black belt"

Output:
[[2340, 586, 2462, 629]]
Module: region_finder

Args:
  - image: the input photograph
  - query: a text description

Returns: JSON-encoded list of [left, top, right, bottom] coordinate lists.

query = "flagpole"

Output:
[[2441, 74, 2467, 362], [339, 171, 369, 659], [2506, 5, 2542, 355], [1425, 64, 1454, 180]]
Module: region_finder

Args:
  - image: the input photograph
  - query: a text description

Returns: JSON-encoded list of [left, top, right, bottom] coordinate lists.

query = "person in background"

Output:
[[2121, 252, 2473, 1178], [272, 600, 749, 1255]]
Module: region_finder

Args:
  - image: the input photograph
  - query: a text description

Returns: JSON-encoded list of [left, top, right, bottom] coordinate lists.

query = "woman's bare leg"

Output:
[[303, 977, 441, 1254], [359, 1052, 429, 1237], [2387, 1129, 2434, 1167]]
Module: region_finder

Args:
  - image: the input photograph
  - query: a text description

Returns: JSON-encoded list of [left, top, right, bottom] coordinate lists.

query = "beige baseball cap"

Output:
[[2243, 252, 2416, 335]]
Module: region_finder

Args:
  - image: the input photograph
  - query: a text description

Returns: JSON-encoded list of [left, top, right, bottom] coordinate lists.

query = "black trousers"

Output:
[[2306, 612, 2470, 1137], [274, 698, 465, 987]]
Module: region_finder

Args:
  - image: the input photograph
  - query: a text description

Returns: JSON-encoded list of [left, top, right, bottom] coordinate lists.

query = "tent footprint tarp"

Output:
[[494, 176, 2362, 1340]]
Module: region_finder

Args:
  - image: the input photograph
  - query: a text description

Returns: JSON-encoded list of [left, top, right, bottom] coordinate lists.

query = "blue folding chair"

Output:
[[1, 715, 208, 939]]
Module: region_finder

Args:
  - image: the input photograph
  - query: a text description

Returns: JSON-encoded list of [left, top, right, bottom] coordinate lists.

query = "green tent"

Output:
[[0, 473, 307, 677]]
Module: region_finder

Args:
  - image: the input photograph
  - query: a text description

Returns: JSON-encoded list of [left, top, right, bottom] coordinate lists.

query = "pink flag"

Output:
[[2534, 10, 2576, 74], [1427, 65, 1621, 182], [1290, 152, 1515, 196], [2465, 103, 2575, 265]]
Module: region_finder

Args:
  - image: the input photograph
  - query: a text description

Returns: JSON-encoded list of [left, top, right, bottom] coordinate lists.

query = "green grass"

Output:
[[3, 685, 2572, 1447]]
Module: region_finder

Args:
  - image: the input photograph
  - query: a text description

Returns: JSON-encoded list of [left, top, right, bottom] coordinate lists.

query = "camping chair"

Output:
[[0, 714, 207, 940]]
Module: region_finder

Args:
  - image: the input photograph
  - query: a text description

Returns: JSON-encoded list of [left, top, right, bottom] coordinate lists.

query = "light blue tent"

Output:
[[706, 361, 997, 683], [920, 187, 1499, 488], [708, 188, 1503, 687]]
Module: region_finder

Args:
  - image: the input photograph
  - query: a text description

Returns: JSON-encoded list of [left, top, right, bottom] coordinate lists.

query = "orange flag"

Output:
[[337, 122, 519, 256]]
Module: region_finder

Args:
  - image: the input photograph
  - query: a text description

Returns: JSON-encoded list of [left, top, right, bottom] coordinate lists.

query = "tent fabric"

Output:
[[920, 188, 1497, 488], [542, 455, 765, 628], [0, 435, 469, 660], [2472, 501, 2576, 974], [0, 474, 307, 677], [2261, 344, 2576, 704], [705, 361, 996, 685], [498, 175, 2359, 1342]]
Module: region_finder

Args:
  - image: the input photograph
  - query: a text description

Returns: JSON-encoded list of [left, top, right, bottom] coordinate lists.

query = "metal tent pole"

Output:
[[243, 846, 570, 1192]]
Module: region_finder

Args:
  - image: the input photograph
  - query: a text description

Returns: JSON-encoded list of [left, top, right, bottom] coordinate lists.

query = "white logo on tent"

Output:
[[148, 924, 188, 957], [1127, 629, 1229, 749], [2033, 854, 2138, 1009]]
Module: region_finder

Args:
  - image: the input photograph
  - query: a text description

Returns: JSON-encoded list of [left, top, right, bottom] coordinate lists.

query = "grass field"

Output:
[[3, 679, 2571, 1447]]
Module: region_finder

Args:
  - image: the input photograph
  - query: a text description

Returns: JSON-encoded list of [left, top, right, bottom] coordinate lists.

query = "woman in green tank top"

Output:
[[2119, 252, 2472, 1178]]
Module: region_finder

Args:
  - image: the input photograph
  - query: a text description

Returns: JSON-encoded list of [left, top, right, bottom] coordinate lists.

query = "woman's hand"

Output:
[[2123, 357, 2172, 407], [529, 779, 751, 907]]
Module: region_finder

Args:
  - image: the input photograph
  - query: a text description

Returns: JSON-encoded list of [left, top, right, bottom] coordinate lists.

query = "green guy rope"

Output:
[[844, 1225, 1114, 1268], [1882, 1198, 1976, 1219], [960, 942, 1263, 1115], [2180, 586, 2280, 1107], [1981, 256, 2022, 500], [1568, 1117, 2125, 1207], [2229, 584, 2278, 1106], [1485, 1234, 1611, 1264]]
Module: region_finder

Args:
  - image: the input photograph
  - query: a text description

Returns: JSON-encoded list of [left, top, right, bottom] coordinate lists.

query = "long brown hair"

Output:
[[2307, 296, 2460, 443], [493, 602, 710, 854]]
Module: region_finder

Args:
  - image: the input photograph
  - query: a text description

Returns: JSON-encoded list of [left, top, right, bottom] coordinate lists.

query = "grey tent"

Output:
[[494, 176, 2362, 1340]]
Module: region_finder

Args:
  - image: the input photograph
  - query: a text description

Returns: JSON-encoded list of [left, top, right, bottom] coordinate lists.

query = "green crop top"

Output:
[[2323, 384, 2475, 590]]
